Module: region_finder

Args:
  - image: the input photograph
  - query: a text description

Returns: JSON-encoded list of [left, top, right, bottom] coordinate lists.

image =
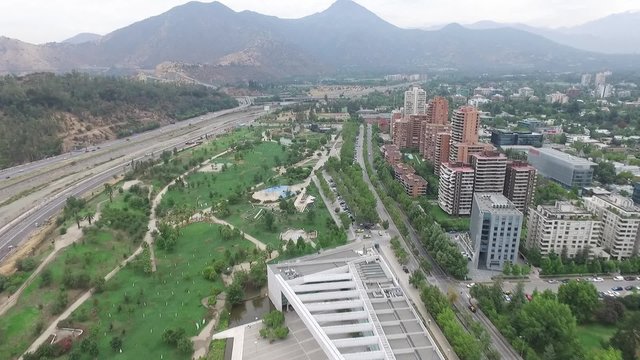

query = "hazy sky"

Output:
[[1, 0, 639, 44]]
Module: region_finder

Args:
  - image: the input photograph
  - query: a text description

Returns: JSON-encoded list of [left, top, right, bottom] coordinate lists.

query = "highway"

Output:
[[0, 98, 260, 262], [359, 124, 522, 359]]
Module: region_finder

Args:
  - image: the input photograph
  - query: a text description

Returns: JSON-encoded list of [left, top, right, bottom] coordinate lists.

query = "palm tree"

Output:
[[104, 183, 114, 202], [75, 215, 82, 229], [85, 212, 95, 225]]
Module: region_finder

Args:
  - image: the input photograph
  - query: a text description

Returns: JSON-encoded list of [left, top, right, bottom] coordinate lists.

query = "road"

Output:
[[359, 124, 522, 359], [0, 100, 260, 263]]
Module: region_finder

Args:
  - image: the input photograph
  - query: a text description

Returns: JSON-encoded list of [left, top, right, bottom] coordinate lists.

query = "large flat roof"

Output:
[[528, 147, 596, 166], [268, 246, 444, 360]]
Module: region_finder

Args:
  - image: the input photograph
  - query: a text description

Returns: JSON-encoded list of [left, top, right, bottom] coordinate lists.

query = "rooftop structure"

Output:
[[267, 247, 445, 360], [490, 130, 543, 148]]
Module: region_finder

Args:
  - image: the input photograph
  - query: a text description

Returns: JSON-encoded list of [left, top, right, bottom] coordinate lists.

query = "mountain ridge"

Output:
[[0, 0, 638, 80]]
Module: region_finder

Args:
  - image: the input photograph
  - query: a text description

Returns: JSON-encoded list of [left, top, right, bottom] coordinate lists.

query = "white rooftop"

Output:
[[268, 247, 444, 360]]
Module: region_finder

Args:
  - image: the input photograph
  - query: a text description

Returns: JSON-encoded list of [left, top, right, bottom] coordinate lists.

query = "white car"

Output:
[[593, 277, 604, 282], [466, 283, 476, 288], [613, 276, 624, 281]]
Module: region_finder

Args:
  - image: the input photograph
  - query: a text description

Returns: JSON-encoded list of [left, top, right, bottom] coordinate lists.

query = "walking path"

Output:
[[23, 150, 233, 357], [0, 200, 107, 316]]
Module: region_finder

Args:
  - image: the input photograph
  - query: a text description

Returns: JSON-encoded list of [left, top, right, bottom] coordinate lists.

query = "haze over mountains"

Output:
[[464, 11, 640, 55], [0, 0, 638, 83]]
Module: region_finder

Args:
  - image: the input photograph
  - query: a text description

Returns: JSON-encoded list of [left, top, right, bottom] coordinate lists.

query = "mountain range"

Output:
[[0, 0, 638, 83], [464, 11, 640, 55]]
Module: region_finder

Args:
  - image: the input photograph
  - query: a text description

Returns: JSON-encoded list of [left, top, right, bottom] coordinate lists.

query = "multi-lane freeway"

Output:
[[0, 98, 260, 262]]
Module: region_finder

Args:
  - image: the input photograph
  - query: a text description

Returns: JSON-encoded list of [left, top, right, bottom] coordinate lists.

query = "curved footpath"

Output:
[[23, 150, 232, 357]]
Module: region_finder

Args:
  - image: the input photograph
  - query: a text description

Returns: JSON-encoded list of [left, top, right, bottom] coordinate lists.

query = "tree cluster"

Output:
[[0, 72, 238, 168], [259, 310, 290, 341]]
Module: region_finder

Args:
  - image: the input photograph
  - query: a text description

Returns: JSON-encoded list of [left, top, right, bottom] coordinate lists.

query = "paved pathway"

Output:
[[0, 200, 107, 316], [23, 151, 233, 357], [211, 320, 261, 360]]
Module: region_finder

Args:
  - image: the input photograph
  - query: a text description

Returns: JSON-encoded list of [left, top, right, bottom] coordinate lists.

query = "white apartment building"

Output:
[[438, 162, 475, 216], [526, 202, 602, 258], [403, 86, 427, 116], [584, 195, 640, 260]]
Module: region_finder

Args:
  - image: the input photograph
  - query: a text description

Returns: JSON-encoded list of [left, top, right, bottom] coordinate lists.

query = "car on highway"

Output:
[[468, 304, 477, 313]]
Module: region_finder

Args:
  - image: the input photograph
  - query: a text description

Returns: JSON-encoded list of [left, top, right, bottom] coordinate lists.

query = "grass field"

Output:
[[159, 141, 287, 213], [430, 205, 470, 231], [576, 324, 616, 351], [0, 229, 132, 359], [65, 222, 257, 360]]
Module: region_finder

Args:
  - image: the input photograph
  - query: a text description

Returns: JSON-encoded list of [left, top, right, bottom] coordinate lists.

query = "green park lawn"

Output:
[[576, 324, 616, 351], [430, 205, 470, 231], [65, 222, 256, 360], [0, 229, 132, 359], [160, 141, 287, 212], [224, 183, 339, 249]]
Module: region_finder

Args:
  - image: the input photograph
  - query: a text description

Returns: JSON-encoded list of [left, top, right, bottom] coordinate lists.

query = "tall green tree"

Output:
[[557, 281, 599, 323]]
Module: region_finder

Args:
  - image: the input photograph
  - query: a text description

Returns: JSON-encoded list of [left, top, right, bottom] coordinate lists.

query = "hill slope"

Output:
[[0, 73, 238, 168]]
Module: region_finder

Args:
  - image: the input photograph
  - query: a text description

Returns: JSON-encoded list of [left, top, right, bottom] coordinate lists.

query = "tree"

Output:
[[595, 298, 626, 325], [104, 183, 114, 202], [84, 211, 94, 225], [75, 214, 82, 229], [263, 211, 275, 231], [227, 282, 244, 306], [514, 296, 583, 359], [587, 348, 623, 360], [610, 312, 640, 360], [110, 337, 122, 352], [557, 281, 599, 323], [40, 269, 52, 288], [409, 271, 425, 288], [382, 220, 389, 230], [177, 337, 193, 353], [503, 262, 512, 276], [594, 161, 617, 185]]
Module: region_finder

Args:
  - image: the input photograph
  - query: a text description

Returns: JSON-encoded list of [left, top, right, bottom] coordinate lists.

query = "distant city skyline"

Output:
[[1, 0, 639, 44]]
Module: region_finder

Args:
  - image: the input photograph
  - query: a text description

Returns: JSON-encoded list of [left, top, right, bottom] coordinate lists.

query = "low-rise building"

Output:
[[584, 195, 640, 260], [470, 193, 523, 270], [527, 147, 596, 188], [490, 130, 543, 147], [399, 173, 428, 198], [526, 202, 603, 258], [381, 144, 402, 165]]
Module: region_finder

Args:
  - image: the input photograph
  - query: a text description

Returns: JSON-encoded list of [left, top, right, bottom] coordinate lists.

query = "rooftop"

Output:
[[527, 147, 596, 166], [474, 193, 522, 215], [268, 246, 444, 360]]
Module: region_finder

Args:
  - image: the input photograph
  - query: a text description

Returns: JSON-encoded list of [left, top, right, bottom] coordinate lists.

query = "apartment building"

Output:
[[526, 201, 602, 258], [503, 161, 537, 215], [434, 132, 450, 175], [399, 173, 428, 198], [438, 162, 475, 215], [470, 151, 508, 193], [584, 195, 640, 260], [404, 86, 427, 116]]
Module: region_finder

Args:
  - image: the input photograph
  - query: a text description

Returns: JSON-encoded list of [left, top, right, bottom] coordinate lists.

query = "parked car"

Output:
[[625, 285, 634, 291], [593, 277, 604, 282], [468, 304, 477, 313], [547, 279, 558, 284], [624, 276, 636, 281], [612, 286, 624, 291], [402, 266, 409, 274], [466, 283, 476, 288], [613, 276, 624, 281]]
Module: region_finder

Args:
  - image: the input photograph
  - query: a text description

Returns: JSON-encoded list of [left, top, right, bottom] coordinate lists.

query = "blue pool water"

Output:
[[264, 185, 291, 198]]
